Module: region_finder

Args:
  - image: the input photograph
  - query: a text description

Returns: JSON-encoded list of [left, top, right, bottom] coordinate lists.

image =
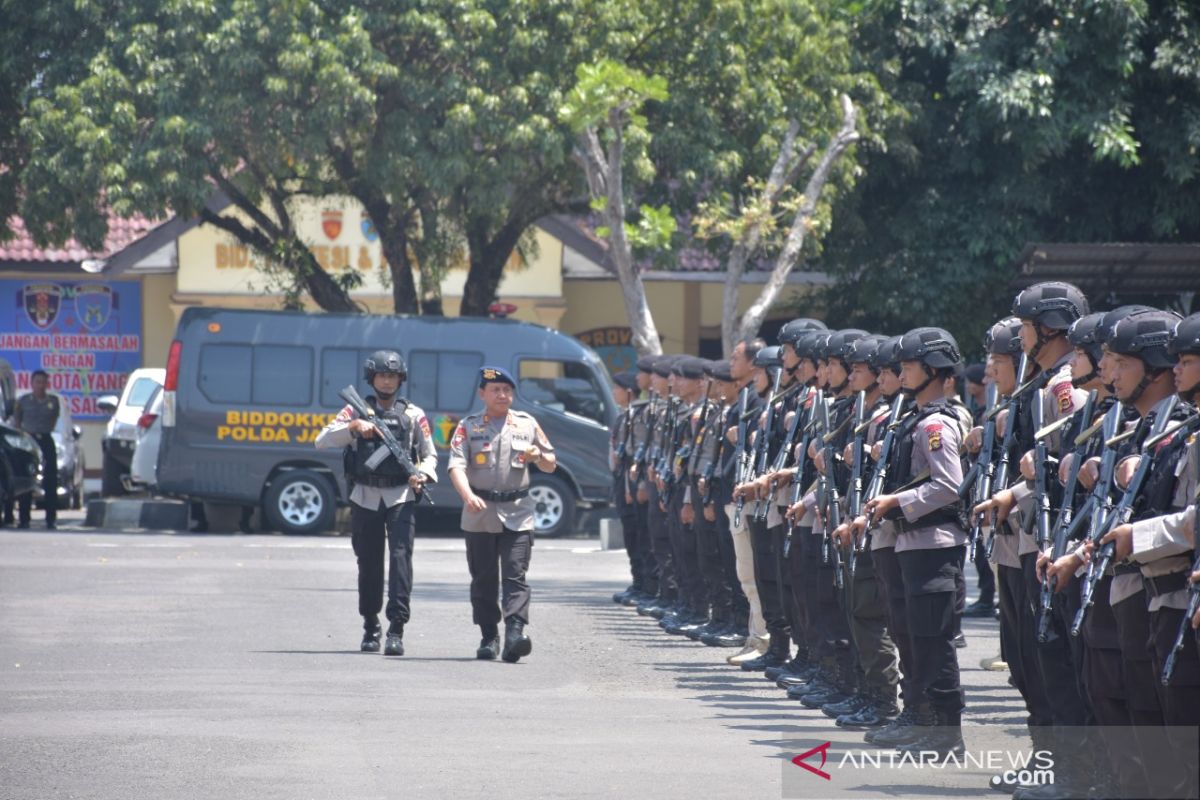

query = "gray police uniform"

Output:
[[14, 392, 61, 526], [448, 406, 554, 627]]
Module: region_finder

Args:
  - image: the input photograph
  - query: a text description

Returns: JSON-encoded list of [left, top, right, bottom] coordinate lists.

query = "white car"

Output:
[[98, 367, 164, 496], [129, 385, 164, 489], [50, 403, 85, 509]]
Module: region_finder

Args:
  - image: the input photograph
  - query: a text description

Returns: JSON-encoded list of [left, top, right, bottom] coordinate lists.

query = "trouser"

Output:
[[749, 516, 789, 643], [1022, 552, 1089, 727], [771, 521, 804, 650], [786, 525, 816, 656], [692, 489, 734, 623], [726, 502, 766, 642], [998, 562, 1052, 727], [973, 539, 995, 603], [647, 485, 677, 603], [666, 490, 704, 614], [811, 529, 853, 679], [351, 500, 416, 627], [18, 432, 57, 525], [898, 545, 965, 716], [465, 528, 533, 626], [714, 503, 748, 625], [633, 500, 657, 595], [797, 529, 825, 659], [616, 483, 651, 593], [1112, 588, 1164, 725], [873, 545, 914, 706], [848, 548, 899, 701], [1149, 602, 1200, 799]]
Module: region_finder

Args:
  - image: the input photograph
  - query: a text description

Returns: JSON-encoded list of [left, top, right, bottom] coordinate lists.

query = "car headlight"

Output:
[[4, 434, 38, 453]]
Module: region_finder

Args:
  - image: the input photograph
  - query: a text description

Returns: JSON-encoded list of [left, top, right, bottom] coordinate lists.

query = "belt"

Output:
[[1110, 562, 1141, 577], [356, 474, 407, 488], [472, 488, 529, 502], [1143, 571, 1189, 598]]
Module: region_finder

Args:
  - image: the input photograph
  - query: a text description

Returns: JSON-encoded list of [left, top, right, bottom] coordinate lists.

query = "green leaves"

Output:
[[560, 59, 669, 133]]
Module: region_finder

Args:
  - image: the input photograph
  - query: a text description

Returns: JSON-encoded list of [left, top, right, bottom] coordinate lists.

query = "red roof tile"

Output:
[[0, 213, 159, 263]]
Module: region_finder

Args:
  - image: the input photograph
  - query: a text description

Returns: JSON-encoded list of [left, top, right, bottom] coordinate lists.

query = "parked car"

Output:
[[156, 308, 616, 536], [98, 368, 164, 496], [45, 401, 85, 509], [129, 385, 164, 489]]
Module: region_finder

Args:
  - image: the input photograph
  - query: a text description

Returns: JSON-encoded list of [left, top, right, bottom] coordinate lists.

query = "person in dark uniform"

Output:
[[315, 351, 438, 656], [447, 366, 556, 663], [14, 370, 60, 530], [610, 370, 651, 605], [860, 327, 968, 756]]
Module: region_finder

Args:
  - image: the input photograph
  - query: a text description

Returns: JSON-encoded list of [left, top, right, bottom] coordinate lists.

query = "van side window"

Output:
[[199, 344, 252, 403], [408, 350, 483, 411], [517, 359, 608, 425], [253, 345, 313, 405], [320, 348, 359, 408]]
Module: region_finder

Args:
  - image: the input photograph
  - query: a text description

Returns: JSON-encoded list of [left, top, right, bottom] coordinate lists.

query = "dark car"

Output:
[[156, 308, 616, 536]]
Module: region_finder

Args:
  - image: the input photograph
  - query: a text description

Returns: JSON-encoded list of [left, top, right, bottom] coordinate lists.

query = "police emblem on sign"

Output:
[[74, 284, 114, 331], [21, 283, 63, 330], [321, 209, 343, 240]]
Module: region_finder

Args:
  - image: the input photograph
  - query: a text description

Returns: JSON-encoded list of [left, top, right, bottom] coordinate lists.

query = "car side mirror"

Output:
[[97, 395, 119, 415], [72, 425, 83, 440]]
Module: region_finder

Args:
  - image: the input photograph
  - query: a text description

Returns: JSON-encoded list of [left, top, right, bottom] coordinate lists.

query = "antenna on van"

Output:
[[488, 302, 517, 320]]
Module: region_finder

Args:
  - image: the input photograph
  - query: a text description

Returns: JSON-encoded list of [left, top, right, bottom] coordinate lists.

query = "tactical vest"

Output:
[[344, 395, 415, 486], [1131, 405, 1199, 523], [885, 398, 963, 528]]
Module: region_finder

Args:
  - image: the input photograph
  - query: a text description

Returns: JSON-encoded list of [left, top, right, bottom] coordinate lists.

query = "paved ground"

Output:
[[1, 512, 1029, 800]]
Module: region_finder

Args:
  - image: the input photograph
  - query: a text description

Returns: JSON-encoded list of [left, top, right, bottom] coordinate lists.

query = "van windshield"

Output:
[[517, 359, 611, 426]]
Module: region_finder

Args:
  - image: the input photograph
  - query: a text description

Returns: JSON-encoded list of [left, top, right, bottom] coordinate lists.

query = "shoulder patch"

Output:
[[335, 405, 354, 422], [418, 415, 432, 438], [451, 421, 466, 448], [1052, 381, 1074, 414], [925, 421, 944, 451]]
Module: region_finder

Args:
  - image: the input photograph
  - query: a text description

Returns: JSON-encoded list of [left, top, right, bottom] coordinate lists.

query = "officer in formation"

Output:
[[316, 351, 439, 656], [607, 285, 1200, 799], [12, 369, 61, 529], [447, 366, 556, 664]]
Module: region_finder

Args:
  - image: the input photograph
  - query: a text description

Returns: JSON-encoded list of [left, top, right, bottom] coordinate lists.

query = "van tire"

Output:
[[529, 473, 575, 538], [101, 452, 126, 497], [264, 470, 336, 535]]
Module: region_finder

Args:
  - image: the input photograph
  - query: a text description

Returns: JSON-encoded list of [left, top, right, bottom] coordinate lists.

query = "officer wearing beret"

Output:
[[448, 366, 557, 663], [315, 351, 439, 656]]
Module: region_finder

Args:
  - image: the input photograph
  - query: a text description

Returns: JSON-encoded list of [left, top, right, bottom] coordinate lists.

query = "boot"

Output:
[[476, 624, 500, 660], [727, 639, 767, 666], [740, 635, 789, 671], [502, 618, 532, 663], [383, 623, 404, 657], [837, 689, 899, 729], [822, 691, 869, 720], [964, 596, 996, 617], [800, 662, 852, 708], [896, 707, 964, 757], [360, 617, 382, 653], [612, 585, 634, 604], [868, 703, 934, 747]]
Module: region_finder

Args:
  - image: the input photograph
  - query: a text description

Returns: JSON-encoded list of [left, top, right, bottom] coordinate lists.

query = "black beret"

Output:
[[964, 363, 986, 385], [651, 356, 677, 378], [636, 354, 657, 373], [706, 359, 734, 382], [672, 356, 706, 379], [613, 370, 639, 390]]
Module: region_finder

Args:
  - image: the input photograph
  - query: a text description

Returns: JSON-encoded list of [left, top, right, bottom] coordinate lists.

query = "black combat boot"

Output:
[[476, 623, 501, 660], [837, 688, 899, 729], [740, 634, 789, 671], [383, 622, 404, 657], [502, 618, 532, 663], [896, 707, 964, 757], [868, 703, 935, 747], [360, 617, 382, 653]]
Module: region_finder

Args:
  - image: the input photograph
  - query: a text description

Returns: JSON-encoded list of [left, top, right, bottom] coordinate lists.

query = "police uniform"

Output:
[[447, 366, 555, 663], [14, 390, 60, 528], [315, 353, 437, 654], [610, 370, 651, 604]]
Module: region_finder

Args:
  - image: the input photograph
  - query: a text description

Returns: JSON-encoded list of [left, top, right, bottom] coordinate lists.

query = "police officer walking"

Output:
[[13, 369, 60, 530], [315, 351, 438, 656], [448, 366, 556, 663]]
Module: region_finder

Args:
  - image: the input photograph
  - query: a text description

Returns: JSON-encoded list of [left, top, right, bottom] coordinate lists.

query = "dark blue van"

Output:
[[156, 308, 615, 535]]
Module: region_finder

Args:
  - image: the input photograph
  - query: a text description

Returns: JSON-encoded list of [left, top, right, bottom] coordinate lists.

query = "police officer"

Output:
[[13, 370, 61, 530], [861, 327, 967, 756], [315, 351, 438, 656], [447, 366, 556, 663], [610, 370, 650, 605]]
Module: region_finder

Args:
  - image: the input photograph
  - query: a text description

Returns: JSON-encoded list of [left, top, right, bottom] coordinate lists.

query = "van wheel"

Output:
[[529, 473, 575, 538], [101, 452, 126, 497], [264, 470, 336, 535]]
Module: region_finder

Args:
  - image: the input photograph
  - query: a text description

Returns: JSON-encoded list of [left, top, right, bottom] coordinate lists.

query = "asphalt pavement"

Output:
[[1, 511, 1028, 800]]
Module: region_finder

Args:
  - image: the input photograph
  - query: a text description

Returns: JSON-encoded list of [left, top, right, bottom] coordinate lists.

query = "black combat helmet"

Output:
[[364, 350, 407, 382], [1169, 313, 1200, 357], [1011, 282, 1089, 329], [845, 334, 887, 372], [1066, 312, 1107, 366], [897, 327, 962, 369], [824, 329, 869, 364], [752, 345, 784, 369], [1107, 310, 1182, 371], [1096, 305, 1156, 345], [877, 335, 903, 374], [985, 317, 1023, 356], [790, 330, 825, 363], [777, 317, 828, 346]]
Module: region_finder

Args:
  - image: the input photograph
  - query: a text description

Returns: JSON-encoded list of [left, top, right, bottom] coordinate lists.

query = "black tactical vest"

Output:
[[885, 398, 963, 527], [1131, 404, 1198, 523], [345, 396, 415, 485]]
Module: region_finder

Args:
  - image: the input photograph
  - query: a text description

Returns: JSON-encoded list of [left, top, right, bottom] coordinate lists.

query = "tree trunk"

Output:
[[725, 96, 859, 349], [379, 223, 420, 315], [460, 216, 526, 317], [574, 110, 662, 357]]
